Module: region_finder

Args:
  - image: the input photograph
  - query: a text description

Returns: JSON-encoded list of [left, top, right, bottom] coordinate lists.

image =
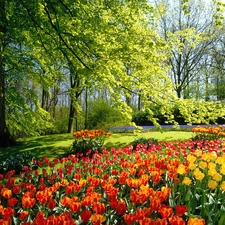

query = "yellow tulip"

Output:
[[182, 177, 192, 185], [209, 151, 217, 161], [220, 167, 225, 175], [188, 163, 196, 170], [208, 162, 216, 169], [216, 156, 224, 165], [187, 154, 196, 163], [194, 171, 205, 181], [177, 164, 186, 175], [195, 149, 202, 157], [220, 181, 225, 191], [208, 168, 216, 177], [213, 173, 222, 182], [198, 161, 207, 170], [193, 168, 201, 176], [202, 153, 210, 162], [208, 180, 218, 190]]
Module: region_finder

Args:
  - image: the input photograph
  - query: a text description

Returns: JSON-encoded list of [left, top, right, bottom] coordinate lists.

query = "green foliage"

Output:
[[0, 152, 35, 174], [132, 100, 225, 128], [7, 105, 54, 138], [213, 0, 225, 26], [132, 104, 186, 126], [130, 137, 158, 150], [132, 111, 154, 126], [176, 99, 225, 125], [71, 138, 104, 157], [191, 133, 221, 141], [87, 99, 129, 129], [51, 107, 70, 134]]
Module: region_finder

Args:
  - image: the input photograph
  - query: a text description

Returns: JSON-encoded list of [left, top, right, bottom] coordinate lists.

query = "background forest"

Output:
[[1, 0, 225, 147]]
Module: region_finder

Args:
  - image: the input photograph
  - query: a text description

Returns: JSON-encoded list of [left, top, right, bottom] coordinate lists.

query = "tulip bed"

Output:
[[192, 125, 225, 140], [1, 127, 225, 225]]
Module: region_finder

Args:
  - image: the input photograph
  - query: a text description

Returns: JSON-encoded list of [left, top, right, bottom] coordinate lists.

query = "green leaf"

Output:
[[218, 214, 225, 225], [185, 189, 193, 202], [12, 216, 20, 225]]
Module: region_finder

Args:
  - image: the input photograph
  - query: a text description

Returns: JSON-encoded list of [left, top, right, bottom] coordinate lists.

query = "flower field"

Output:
[[1, 127, 225, 224]]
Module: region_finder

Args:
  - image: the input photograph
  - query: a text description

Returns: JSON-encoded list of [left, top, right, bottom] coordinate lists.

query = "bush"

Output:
[[70, 129, 111, 157], [132, 105, 187, 126], [0, 151, 36, 174], [132, 111, 154, 126], [87, 99, 129, 130], [131, 137, 158, 150]]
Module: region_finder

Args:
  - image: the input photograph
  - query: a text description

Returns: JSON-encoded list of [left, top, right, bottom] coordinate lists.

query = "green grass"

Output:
[[104, 131, 193, 149], [0, 131, 193, 162]]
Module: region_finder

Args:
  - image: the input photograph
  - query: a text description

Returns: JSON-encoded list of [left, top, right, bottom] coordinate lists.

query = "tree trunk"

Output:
[[0, 0, 16, 147], [67, 62, 83, 133], [41, 88, 48, 110], [68, 102, 76, 133], [176, 86, 181, 98], [138, 95, 141, 111], [84, 87, 88, 129], [52, 85, 59, 119]]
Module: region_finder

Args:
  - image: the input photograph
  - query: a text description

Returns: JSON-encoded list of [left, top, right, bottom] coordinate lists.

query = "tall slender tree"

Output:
[[0, 0, 17, 146], [156, 0, 215, 98]]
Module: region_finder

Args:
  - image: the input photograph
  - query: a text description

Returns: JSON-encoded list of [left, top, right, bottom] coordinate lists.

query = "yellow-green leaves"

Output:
[[213, 0, 225, 26]]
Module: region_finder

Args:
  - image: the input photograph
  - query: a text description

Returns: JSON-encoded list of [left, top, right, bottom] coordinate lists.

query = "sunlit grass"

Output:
[[0, 131, 193, 162], [104, 131, 193, 149]]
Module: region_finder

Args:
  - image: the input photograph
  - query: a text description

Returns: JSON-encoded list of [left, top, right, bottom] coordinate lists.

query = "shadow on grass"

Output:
[[0, 134, 74, 163], [0, 131, 192, 164]]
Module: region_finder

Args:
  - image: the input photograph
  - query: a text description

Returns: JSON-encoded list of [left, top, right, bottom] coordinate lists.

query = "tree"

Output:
[[0, 0, 16, 146], [210, 26, 225, 100], [0, 0, 172, 146], [156, 0, 215, 98], [22, 0, 173, 132], [0, 0, 59, 146], [1, 0, 225, 148]]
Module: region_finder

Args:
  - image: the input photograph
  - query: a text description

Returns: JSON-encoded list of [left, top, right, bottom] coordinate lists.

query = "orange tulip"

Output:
[[90, 213, 106, 225], [1, 188, 12, 199], [188, 218, 205, 225]]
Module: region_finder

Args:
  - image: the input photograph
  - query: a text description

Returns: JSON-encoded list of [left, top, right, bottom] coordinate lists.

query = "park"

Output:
[[1, 0, 225, 224]]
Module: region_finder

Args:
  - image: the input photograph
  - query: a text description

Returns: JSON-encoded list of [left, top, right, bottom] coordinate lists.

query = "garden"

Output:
[[1, 126, 225, 224]]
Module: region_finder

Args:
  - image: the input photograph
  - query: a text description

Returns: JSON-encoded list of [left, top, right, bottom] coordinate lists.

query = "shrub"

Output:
[[130, 137, 158, 150], [132, 111, 154, 126], [0, 151, 36, 174], [87, 99, 129, 130], [70, 129, 111, 157], [132, 105, 188, 126]]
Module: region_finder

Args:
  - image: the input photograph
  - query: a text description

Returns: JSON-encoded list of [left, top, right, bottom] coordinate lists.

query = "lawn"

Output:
[[0, 131, 193, 162]]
